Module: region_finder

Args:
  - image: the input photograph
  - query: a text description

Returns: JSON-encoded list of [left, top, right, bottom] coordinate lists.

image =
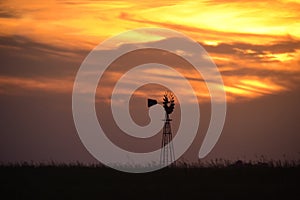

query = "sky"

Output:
[[0, 0, 300, 164]]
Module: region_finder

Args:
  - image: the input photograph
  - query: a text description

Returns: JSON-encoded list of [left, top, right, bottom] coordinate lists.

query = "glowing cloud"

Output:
[[0, 0, 299, 102]]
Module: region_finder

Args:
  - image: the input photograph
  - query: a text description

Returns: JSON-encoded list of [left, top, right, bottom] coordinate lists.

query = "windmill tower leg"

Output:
[[160, 114, 175, 167]]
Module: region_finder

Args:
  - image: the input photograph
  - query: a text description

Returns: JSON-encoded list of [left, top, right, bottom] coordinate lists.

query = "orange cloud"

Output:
[[0, 0, 299, 103], [0, 76, 73, 95]]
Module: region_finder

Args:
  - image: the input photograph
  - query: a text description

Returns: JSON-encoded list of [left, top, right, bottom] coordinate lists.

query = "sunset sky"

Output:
[[0, 0, 299, 164]]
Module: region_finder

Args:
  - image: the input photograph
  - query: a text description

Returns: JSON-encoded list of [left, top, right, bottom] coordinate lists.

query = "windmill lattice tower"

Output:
[[148, 92, 176, 167]]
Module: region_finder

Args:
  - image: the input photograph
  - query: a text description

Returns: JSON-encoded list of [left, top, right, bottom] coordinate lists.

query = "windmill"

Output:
[[148, 91, 175, 166]]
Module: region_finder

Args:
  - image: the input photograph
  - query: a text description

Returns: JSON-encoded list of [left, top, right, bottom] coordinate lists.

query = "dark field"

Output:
[[1, 162, 300, 200]]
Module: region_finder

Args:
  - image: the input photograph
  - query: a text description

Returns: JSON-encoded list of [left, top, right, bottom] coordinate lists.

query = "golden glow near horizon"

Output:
[[0, 0, 300, 102]]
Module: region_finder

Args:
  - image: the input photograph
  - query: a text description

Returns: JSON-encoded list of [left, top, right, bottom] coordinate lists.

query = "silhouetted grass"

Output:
[[1, 160, 299, 199]]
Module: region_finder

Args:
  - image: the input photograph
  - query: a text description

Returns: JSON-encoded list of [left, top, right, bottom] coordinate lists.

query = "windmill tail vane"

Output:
[[147, 98, 158, 108]]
